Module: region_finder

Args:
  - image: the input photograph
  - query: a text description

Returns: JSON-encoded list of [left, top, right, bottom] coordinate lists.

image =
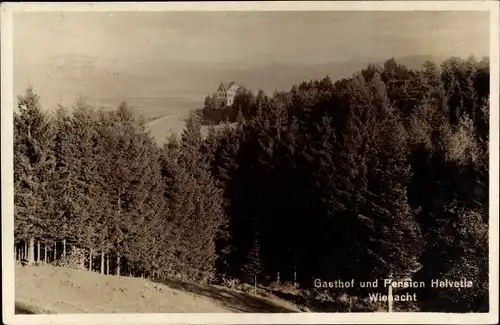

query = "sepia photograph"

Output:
[[1, 2, 499, 324]]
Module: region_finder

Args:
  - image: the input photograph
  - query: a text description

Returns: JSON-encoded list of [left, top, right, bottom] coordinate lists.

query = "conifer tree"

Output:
[[14, 88, 56, 264], [51, 104, 77, 258], [242, 231, 263, 285], [161, 113, 226, 281]]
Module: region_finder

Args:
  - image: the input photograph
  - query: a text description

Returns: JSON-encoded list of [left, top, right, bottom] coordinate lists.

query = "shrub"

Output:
[[53, 247, 86, 270]]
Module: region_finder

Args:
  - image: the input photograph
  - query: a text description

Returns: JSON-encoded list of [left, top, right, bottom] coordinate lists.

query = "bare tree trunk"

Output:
[[80, 252, 84, 269], [63, 239, 67, 259], [24, 241, 28, 260], [116, 252, 120, 276], [293, 257, 297, 287], [116, 192, 121, 277], [54, 242, 57, 262], [28, 237, 35, 264], [44, 244, 48, 263], [37, 240, 41, 263], [100, 252, 105, 274], [106, 254, 110, 275], [89, 251, 93, 272]]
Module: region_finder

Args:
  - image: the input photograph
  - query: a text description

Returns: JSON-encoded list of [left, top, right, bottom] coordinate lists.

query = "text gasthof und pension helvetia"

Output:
[[313, 278, 474, 302]]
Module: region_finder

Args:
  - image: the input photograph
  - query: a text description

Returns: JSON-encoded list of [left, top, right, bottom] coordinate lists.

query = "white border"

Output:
[[488, 3, 500, 324], [2, 2, 499, 325], [0, 1, 496, 11]]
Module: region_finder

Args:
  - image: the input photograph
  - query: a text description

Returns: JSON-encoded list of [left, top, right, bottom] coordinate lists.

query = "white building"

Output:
[[216, 81, 242, 107]]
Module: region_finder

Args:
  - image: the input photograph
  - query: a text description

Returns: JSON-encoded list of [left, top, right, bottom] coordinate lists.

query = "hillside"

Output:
[[146, 113, 189, 145], [13, 55, 490, 314], [15, 264, 301, 314], [146, 114, 236, 145]]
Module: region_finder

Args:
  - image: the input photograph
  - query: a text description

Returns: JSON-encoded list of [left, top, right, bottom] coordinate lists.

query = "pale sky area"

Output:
[[14, 11, 489, 66], [12, 10, 490, 124]]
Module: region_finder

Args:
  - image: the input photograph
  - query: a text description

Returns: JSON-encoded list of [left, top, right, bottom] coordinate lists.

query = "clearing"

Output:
[[15, 264, 301, 314]]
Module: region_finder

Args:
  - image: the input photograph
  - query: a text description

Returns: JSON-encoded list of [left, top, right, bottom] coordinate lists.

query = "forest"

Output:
[[14, 57, 489, 312]]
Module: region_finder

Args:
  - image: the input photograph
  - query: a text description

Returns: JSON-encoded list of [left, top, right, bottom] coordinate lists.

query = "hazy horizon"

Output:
[[13, 10, 489, 120]]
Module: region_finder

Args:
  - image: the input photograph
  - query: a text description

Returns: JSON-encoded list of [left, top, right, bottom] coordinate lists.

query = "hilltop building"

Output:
[[215, 81, 242, 107]]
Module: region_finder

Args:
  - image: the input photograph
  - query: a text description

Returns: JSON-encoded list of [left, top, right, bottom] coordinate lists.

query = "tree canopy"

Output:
[[14, 56, 489, 312]]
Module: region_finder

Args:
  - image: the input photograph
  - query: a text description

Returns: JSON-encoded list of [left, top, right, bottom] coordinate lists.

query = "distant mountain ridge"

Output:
[[15, 54, 468, 116], [13, 53, 483, 145]]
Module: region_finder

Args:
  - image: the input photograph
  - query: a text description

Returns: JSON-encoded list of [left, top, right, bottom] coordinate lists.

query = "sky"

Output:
[[14, 11, 489, 66], [12, 10, 490, 116]]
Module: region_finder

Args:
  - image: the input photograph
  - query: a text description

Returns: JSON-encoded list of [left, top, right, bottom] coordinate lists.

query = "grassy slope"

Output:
[[15, 264, 300, 314], [146, 114, 236, 145]]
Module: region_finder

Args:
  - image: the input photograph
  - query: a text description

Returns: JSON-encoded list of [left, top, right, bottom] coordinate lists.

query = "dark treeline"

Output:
[[14, 57, 489, 312]]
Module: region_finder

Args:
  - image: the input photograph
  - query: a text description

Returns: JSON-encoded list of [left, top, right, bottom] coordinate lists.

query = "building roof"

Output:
[[218, 81, 240, 91]]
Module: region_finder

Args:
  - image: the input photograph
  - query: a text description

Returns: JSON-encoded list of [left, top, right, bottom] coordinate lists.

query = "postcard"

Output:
[[1, 1, 498, 324]]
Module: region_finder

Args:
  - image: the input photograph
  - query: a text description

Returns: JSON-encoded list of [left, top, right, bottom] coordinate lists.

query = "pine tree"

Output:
[[161, 113, 226, 282], [67, 100, 104, 264], [14, 88, 56, 264], [51, 105, 77, 259], [242, 232, 263, 285]]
